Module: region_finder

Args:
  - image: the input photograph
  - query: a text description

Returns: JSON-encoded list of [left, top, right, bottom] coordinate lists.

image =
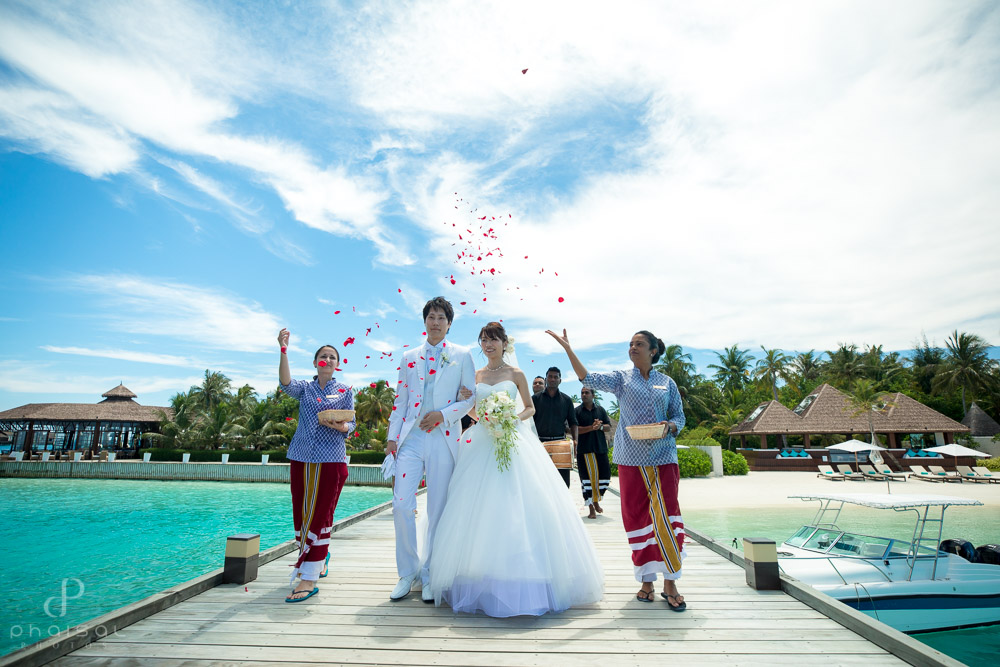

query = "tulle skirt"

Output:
[[428, 419, 604, 617]]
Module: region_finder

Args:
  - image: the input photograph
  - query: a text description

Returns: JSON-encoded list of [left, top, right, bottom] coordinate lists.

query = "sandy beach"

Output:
[[677, 471, 1000, 510]]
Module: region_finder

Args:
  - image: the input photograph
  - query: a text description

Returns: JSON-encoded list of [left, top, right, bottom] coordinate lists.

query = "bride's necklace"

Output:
[[485, 360, 507, 372]]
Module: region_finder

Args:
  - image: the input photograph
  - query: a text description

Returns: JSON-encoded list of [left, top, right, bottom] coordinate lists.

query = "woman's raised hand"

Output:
[[544, 329, 571, 350], [277, 328, 290, 348]]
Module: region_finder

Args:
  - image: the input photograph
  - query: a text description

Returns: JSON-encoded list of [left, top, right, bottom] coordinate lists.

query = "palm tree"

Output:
[[144, 392, 200, 449], [754, 347, 791, 401], [354, 380, 396, 428], [711, 407, 744, 450], [708, 345, 755, 395], [231, 401, 286, 451], [790, 350, 823, 384], [197, 402, 241, 450], [824, 343, 863, 388], [190, 370, 232, 412], [845, 379, 892, 444], [861, 345, 903, 389], [907, 335, 944, 395], [654, 344, 696, 388], [934, 330, 995, 416]]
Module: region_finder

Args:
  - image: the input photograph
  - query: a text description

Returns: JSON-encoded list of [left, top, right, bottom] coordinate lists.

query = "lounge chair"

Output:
[[859, 464, 887, 481], [877, 466, 909, 481], [836, 464, 866, 481], [973, 466, 1000, 484], [908, 465, 944, 482], [816, 465, 846, 481], [927, 465, 962, 482], [956, 465, 992, 483]]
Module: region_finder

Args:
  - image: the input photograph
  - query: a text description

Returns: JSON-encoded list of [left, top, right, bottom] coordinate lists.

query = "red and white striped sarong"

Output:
[[289, 461, 348, 583], [619, 464, 686, 581]]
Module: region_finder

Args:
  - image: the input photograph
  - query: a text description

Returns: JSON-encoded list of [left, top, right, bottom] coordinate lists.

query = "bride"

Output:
[[427, 321, 604, 617]]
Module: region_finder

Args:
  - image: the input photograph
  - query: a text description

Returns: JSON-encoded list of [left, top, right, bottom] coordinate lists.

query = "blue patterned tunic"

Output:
[[280, 377, 355, 464], [584, 368, 685, 467]]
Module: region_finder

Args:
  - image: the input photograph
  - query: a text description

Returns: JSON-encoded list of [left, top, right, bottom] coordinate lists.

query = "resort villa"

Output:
[[0, 383, 171, 459], [729, 383, 974, 470]]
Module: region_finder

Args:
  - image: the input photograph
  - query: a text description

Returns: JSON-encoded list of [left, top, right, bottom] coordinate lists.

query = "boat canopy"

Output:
[[788, 493, 983, 509]]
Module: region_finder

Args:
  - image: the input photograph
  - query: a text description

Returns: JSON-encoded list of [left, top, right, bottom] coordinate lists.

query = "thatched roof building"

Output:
[[729, 383, 968, 448], [0, 384, 172, 454], [962, 402, 1000, 437]]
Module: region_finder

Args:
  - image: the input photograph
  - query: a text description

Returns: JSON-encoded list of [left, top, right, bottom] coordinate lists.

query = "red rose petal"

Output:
[[334, 310, 341, 314], [522, 68, 528, 74], [558, 297, 565, 302], [318, 360, 327, 367], [429, 369, 436, 375]]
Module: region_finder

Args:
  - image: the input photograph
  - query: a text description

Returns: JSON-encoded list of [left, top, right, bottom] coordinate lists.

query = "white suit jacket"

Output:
[[387, 339, 476, 461]]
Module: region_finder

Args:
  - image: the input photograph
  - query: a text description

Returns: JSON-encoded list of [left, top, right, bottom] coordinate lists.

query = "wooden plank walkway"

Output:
[[53, 479, 907, 666]]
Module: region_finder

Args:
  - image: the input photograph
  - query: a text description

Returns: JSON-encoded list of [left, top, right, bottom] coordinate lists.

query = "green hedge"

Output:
[[978, 458, 1000, 472], [678, 447, 712, 478], [347, 450, 387, 464], [146, 448, 288, 463], [722, 449, 750, 475]]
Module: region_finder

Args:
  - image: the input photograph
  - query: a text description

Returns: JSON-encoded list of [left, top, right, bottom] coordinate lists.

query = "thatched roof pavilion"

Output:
[[729, 383, 969, 448], [0, 384, 172, 456], [961, 402, 1000, 437]]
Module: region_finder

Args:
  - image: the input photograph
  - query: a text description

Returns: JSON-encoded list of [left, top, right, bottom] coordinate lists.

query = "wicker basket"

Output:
[[543, 439, 574, 469], [625, 423, 668, 440], [318, 409, 356, 423]]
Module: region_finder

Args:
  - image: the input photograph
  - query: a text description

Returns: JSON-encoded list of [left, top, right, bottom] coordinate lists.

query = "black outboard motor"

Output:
[[976, 544, 1000, 566], [939, 539, 978, 562]]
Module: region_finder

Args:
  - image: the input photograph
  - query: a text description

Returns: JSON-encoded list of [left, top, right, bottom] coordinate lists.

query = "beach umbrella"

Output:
[[827, 440, 886, 469], [924, 443, 990, 459], [925, 443, 990, 471]]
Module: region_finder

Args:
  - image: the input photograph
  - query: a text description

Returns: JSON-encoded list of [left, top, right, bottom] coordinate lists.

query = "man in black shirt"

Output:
[[532, 366, 578, 488], [575, 386, 612, 519]]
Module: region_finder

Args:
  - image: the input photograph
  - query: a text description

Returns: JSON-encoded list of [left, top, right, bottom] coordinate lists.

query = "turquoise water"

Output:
[[0, 478, 392, 657], [685, 504, 1000, 665]]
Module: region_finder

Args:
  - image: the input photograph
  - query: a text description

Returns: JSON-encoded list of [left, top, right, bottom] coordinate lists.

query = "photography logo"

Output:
[[44, 579, 85, 618]]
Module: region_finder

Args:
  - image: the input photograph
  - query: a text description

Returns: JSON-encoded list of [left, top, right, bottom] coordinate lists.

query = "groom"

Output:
[[386, 296, 476, 601]]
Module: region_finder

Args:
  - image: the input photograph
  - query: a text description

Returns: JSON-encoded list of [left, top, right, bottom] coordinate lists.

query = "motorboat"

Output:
[[777, 493, 1000, 633]]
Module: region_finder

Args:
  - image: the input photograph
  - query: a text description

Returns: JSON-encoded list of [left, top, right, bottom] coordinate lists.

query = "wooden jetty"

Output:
[[11, 479, 959, 666]]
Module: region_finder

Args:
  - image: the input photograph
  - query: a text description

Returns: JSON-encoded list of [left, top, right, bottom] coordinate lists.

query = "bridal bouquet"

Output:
[[479, 390, 519, 472]]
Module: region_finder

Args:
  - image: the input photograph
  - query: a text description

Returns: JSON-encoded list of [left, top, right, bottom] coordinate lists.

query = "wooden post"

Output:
[[223, 533, 260, 584], [743, 538, 780, 590], [740, 435, 746, 448], [944, 432, 954, 444], [23, 420, 34, 456], [804, 434, 811, 448], [888, 432, 897, 447], [759, 434, 767, 449]]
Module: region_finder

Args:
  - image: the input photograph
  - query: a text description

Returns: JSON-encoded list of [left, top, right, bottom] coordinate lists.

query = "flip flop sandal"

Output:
[[661, 592, 687, 612], [635, 589, 654, 603], [319, 553, 331, 578], [285, 587, 319, 603]]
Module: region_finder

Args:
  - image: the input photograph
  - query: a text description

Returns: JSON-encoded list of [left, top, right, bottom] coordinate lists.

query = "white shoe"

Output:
[[390, 574, 416, 601], [421, 585, 434, 603]]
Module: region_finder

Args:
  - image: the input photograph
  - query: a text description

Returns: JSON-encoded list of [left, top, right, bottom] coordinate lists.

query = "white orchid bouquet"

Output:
[[479, 390, 519, 471]]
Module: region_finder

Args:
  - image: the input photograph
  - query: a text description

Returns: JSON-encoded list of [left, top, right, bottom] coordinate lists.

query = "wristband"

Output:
[[280, 347, 287, 354]]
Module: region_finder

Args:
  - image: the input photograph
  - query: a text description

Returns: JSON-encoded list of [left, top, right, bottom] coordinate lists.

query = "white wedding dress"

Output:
[[428, 381, 604, 617]]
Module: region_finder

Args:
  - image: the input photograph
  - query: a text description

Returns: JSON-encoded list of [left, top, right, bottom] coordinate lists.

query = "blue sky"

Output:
[[1, 0, 999, 410]]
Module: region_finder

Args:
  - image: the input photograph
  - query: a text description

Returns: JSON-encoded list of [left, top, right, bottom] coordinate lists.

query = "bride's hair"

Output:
[[478, 321, 507, 345]]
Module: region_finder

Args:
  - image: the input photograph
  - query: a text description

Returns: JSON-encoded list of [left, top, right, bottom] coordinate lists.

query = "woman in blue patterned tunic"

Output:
[[277, 328, 355, 603], [546, 328, 688, 610]]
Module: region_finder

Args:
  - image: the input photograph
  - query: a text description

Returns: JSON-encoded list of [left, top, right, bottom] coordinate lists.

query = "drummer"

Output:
[[532, 366, 578, 488], [277, 329, 355, 602], [546, 328, 688, 611]]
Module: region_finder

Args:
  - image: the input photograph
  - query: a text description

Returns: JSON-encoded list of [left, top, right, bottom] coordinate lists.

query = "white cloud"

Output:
[[40, 345, 194, 367], [68, 274, 283, 354], [0, 360, 199, 401]]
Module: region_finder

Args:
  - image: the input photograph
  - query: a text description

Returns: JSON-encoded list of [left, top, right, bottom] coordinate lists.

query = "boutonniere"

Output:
[[439, 350, 452, 367]]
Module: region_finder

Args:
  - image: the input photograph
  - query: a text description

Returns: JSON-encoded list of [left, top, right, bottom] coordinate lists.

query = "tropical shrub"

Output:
[[346, 450, 388, 464], [722, 449, 750, 475], [678, 447, 712, 477], [978, 458, 1000, 472]]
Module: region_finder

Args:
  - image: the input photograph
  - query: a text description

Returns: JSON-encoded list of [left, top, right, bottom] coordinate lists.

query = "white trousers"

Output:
[[393, 428, 455, 584]]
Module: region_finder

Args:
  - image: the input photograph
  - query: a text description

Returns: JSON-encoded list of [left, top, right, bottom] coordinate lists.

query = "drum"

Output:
[[543, 438, 573, 469]]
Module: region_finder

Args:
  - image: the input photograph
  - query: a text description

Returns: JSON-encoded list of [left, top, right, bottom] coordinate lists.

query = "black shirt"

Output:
[[575, 403, 610, 454], [532, 390, 578, 439]]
